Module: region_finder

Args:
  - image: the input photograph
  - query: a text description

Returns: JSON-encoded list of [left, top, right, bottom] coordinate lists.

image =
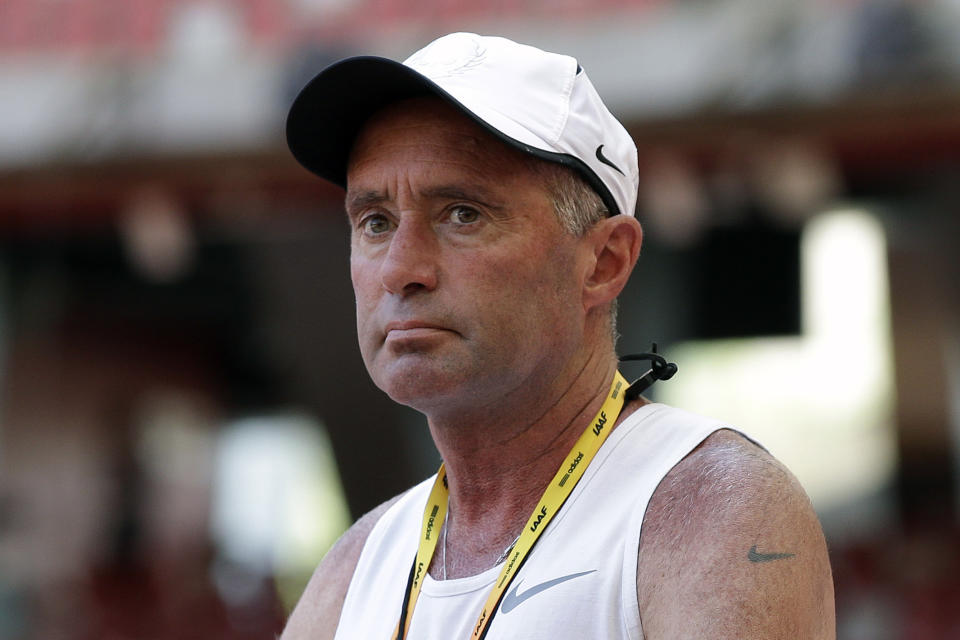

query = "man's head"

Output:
[[286, 33, 642, 412], [344, 97, 640, 413]]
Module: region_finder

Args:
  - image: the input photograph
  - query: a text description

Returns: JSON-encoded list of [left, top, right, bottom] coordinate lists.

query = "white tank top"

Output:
[[335, 403, 731, 640]]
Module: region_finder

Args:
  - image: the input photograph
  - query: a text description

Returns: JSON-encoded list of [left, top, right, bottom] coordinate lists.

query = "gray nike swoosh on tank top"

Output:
[[500, 569, 597, 614]]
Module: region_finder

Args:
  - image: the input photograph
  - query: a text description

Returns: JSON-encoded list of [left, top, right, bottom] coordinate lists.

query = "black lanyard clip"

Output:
[[619, 343, 678, 402]]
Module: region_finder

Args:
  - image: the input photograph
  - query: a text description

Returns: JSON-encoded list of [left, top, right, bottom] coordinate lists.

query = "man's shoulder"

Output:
[[280, 492, 406, 640], [638, 428, 800, 547], [637, 428, 836, 638]]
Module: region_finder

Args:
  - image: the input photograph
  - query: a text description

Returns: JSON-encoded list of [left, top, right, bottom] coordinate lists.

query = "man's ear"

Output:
[[582, 215, 643, 313]]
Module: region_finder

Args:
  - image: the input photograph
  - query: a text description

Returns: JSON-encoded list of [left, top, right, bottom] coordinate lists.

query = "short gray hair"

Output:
[[530, 160, 610, 236]]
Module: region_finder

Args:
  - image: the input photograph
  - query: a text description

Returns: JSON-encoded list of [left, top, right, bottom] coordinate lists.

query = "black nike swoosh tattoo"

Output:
[[748, 545, 795, 563], [595, 145, 625, 175], [500, 570, 597, 613]]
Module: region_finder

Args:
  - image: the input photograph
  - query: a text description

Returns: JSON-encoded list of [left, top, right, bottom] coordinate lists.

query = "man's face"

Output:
[[345, 98, 591, 414]]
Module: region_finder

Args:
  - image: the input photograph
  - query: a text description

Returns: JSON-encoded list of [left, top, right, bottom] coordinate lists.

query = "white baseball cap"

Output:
[[286, 32, 639, 217]]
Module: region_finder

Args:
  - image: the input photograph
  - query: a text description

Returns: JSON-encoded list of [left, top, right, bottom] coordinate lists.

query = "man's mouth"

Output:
[[383, 321, 454, 342]]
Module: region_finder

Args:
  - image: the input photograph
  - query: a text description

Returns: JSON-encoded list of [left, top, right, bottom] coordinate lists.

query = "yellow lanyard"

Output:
[[393, 371, 629, 640]]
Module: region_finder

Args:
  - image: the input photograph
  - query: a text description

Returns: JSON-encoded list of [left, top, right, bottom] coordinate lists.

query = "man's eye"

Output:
[[361, 215, 392, 235], [450, 206, 480, 224]]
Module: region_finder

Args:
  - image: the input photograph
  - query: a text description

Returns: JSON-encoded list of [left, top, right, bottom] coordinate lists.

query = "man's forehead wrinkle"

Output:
[[422, 184, 507, 210], [344, 182, 508, 214], [347, 143, 527, 211], [345, 189, 387, 216]]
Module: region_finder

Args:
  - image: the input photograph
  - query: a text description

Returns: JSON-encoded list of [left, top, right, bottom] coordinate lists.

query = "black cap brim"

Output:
[[286, 56, 451, 189]]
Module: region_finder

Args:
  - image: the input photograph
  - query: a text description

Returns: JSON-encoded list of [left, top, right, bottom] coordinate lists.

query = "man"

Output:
[[281, 33, 835, 639]]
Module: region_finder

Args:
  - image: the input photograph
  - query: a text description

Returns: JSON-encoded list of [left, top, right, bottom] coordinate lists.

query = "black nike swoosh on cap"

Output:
[[595, 145, 625, 176]]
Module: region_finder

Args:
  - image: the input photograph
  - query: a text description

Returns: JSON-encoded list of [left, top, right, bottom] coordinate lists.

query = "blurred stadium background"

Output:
[[1, 0, 959, 638]]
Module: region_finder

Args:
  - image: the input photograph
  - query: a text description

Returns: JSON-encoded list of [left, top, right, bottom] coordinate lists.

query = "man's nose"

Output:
[[380, 219, 439, 295]]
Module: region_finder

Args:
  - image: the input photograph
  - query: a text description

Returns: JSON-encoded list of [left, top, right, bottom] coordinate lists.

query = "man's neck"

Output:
[[423, 350, 636, 577]]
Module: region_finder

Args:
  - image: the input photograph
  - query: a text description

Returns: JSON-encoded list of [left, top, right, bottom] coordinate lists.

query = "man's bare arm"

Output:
[[637, 429, 835, 639], [281, 494, 403, 640]]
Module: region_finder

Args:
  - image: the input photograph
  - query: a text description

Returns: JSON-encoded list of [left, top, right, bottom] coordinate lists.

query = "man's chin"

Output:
[[371, 357, 467, 410]]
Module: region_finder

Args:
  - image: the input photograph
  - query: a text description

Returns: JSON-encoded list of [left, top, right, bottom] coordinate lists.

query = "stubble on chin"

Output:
[[377, 339, 513, 416]]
